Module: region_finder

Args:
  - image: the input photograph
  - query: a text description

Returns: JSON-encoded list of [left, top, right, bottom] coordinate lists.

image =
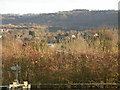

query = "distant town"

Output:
[[1, 9, 119, 89]]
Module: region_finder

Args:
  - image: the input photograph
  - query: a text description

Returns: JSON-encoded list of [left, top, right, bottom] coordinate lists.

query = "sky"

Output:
[[0, 0, 119, 14]]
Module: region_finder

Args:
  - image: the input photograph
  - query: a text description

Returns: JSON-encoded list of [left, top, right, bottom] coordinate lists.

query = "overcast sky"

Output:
[[0, 0, 119, 14]]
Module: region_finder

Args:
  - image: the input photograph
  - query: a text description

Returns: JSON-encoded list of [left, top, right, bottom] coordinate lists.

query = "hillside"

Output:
[[1, 9, 118, 31]]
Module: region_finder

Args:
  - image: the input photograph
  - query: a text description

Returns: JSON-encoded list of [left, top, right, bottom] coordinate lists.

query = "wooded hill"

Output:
[[1, 9, 118, 31]]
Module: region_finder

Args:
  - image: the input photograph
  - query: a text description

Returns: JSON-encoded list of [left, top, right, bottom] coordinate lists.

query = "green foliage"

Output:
[[29, 31, 35, 36]]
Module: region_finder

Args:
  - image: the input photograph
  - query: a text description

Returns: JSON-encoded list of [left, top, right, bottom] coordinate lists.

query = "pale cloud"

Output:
[[0, 0, 119, 14]]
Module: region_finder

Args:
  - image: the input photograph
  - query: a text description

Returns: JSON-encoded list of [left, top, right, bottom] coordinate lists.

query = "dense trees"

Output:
[[2, 29, 118, 85], [2, 10, 117, 31]]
